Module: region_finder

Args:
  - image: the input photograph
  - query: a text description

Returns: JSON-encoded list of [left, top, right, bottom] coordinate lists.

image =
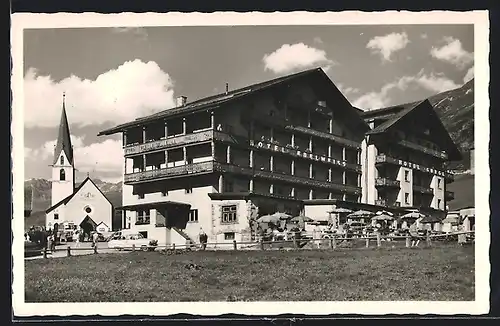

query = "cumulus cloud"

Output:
[[463, 65, 474, 83], [263, 43, 335, 74], [313, 37, 324, 44], [366, 32, 410, 62], [24, 60, 176, 128], [336, 83, 360, 98], [420, 33, 428, 39], [26, 135, 123, 182], [353, 70, 461, 110], [430, 37, 474, 70]]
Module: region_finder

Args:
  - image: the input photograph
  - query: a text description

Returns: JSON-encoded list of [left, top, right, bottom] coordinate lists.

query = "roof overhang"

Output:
[[116, 201, 191, 211]]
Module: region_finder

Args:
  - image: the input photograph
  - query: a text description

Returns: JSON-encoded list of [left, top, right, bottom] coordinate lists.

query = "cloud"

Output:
[[26, 135, 123, 182], [430, 37, 474, 70], [353, 70, 461, 110], [463, 66, 474, 83], [24, 60, 176, 128], [336, 83, 360, 97], [420, 33, 428, 39], [313, 37, 323, 44], [366, 32, 410, 62], [263, 43, 335, 74], [111, 27, 148, 39]]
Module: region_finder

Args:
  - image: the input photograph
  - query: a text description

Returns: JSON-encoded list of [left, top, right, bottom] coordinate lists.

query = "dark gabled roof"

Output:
[[359, 101, 419, 119], [364, 99, 462, 161], [45, 177, 113, 213], [53, 95, 74, 165], [98, 67, 370, 136]]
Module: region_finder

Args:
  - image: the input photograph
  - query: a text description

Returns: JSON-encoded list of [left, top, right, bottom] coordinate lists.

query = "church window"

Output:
[[54, 213, 59, 220], [59, 169, 66, 181], [60, 156, 64, 165], [84, 206, 92, 214]]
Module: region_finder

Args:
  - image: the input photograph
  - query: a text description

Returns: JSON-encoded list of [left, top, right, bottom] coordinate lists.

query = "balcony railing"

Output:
[[248, 139, 361, 173], [398, 139, 448, 160], [375, 154, 454, 181], [375, 177, 401, 188], [413, 185, 434, 195], [124, 130, 234, 156], [124, 160, 361, 194], [124, 161, 215, 183], [214, 162, 361, 195], [375, 199, 401, 208], [445, 190, 455, 200], [284, 125, 361, 149]]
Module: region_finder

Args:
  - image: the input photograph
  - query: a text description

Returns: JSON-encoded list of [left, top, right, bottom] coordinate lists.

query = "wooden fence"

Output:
[[27, 230, 474, 259]]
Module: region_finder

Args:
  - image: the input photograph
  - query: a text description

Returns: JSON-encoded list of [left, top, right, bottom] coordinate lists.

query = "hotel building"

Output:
[[98, 68, 370, 246], [358, 100, 461, 217]]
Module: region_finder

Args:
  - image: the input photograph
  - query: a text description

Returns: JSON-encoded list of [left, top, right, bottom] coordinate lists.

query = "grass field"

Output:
[[25, 245, 474, 302]]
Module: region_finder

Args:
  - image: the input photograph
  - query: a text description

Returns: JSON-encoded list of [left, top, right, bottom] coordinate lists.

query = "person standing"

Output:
[[92, 231, 99, 248], [199, 228, 208, 250]]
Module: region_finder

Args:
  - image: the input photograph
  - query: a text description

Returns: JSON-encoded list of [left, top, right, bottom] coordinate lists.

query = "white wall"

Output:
[[398, 167, 413, 207], [431, 175, 444, 210], [51, 151, 74, 206]]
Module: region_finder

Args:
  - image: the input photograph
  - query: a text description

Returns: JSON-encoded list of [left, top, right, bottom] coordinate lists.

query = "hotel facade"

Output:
[[98, 68, 462, 246]]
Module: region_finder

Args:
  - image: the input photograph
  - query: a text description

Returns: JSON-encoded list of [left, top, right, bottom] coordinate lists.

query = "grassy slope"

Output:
[[25, 247, 474, 302]]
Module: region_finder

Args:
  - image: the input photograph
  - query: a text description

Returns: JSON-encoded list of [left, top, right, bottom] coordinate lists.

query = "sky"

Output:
[[23, 24, 474, 183]]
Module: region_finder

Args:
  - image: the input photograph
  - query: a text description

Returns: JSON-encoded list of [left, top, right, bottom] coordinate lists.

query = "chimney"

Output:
[[225, 83, 229, 94], [176, 96, 187, 107]]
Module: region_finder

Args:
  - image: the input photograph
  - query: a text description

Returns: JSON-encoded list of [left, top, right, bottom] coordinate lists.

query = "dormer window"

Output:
[[59, 169, 66, 181], [60, 156, 64, 165]]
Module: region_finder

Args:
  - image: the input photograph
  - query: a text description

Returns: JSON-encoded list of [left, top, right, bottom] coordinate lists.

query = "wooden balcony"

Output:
[[214, 162, 361, 195], [375, 177, 400, 188], [124, 161, 215, 184], [284, 125, 361, 149], [123, 130, 234, 156], [375, 154, 454, 181], [398, 139, 448, 160], [413, 185, 434, 195]]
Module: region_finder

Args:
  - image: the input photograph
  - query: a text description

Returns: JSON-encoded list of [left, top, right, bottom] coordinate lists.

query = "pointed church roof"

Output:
[[53, 93, 73, 165]]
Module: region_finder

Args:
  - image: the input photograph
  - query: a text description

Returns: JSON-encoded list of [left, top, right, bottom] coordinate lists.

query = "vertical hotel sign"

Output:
[[249, 140, 350, 169]]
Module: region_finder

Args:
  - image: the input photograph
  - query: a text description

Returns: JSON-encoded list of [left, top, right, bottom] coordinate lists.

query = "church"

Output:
[[45, 94, 114, 236]]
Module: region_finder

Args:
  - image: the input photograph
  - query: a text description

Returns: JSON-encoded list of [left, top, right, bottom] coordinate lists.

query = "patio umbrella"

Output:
[[371, 214, 394, 221], [419, 215, 442, 224], [400, 212, 426, 219], [375, 210, 394, 216], [257, 214, 281, 224], [290, 215, 314, 223], [272, 212, 292, 220], [328, 207, 353, 214], [347, 210, 375, 219]]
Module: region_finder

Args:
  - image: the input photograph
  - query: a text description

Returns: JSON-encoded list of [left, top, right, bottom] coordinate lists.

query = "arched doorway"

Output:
[[80, 215, 97, 239]]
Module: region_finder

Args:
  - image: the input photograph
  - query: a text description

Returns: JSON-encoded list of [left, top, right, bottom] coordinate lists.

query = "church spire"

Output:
[[53, 92, 74, 165]]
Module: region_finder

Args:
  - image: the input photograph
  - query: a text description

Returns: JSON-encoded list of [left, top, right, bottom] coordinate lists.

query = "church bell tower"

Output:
[[51, 93, 75, 206]]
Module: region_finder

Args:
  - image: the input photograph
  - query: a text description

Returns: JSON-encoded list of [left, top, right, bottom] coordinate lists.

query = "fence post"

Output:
[[233, 240, 237, 251], [66, 246, 71, 257], [332, 237, 337, 249], [172, 243, 176, 252], [426, 233, 432, 247], [260, 239, 264, 250], [43, 247, 47, 259], [365, 237, 369, 248], [132, 244, 136, 252], [94, 243, 98, 254], [405, 235, 411, 248], [376, 233, 382, 248]]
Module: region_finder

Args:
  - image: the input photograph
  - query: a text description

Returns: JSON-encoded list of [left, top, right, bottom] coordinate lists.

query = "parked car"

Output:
[[108, 233, 158, 251]]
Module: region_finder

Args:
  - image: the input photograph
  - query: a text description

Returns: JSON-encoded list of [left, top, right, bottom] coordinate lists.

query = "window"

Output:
[[136, 210, 150, 225], [224, 232, 235, 241], [139, 231, 148, 239], [437, 199, 442, 209], [188, 209, 199, 223], [54, 213, 59, 220], [185, 188, 193, 194], [60, 156, 64, 165], [161, 190, 168, 197], [437, 178, 442, 189], [138, 193, 145, 199], [404, 192, 410, 204], [221, 205, 237, 224], [59, 169, 66, 181], [404, 170, 410, 182]]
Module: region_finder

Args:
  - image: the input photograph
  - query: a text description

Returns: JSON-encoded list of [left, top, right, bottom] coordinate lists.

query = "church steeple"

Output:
[[53, 92, 73, 165]]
